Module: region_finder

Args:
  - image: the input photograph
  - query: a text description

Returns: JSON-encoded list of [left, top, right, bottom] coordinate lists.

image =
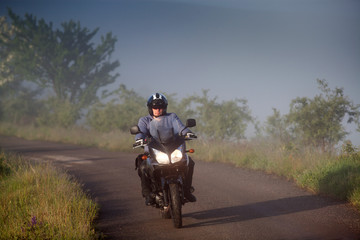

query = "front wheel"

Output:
[[160, 206, 171, 219], [169, 183, 182, 228]]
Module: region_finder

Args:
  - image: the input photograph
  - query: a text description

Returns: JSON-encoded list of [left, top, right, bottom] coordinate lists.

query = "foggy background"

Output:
[[1, 0, 359, 144]]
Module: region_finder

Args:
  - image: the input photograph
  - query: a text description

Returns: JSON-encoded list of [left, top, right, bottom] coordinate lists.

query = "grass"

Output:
[[192, 138, 360, 211], [192, 138, 328, 177], [0, 122, 359, 212], [0, 122, 133, 152], [0, 150, 99, 239], [296, 151, 360, 204]]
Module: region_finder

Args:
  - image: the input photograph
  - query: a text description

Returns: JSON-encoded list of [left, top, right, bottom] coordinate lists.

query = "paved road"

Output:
[[1, 135, 360, 239]]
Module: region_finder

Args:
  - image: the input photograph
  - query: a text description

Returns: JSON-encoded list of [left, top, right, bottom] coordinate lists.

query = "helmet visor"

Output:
[[152, 106, 165, 110], [151, 99, 166, 109]]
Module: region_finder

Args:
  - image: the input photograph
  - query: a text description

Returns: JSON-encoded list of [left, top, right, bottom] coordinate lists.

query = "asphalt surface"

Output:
[[1, 135, 360, 240]]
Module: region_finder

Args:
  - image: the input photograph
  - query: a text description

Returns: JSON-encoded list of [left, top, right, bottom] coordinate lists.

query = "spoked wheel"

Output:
[[169, 183, 182, 228]]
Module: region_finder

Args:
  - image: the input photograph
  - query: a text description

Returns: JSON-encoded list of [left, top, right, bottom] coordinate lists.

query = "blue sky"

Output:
[[1, 0, 360, 144]]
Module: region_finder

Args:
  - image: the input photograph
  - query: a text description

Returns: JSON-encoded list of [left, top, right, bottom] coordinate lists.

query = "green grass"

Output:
[[297, 152, 360, 204], [0, 122, 133, 152], [0, 150, 99, 239], [0, 122, 359, 212], [194, 138, 360, 211]]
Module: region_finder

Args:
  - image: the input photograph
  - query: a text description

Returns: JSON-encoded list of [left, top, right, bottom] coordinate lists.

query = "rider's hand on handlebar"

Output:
[[186, 132, 197, 139], [134, 138, 144, 147]]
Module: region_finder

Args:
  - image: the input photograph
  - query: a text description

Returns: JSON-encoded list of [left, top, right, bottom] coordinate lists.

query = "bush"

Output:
[[36, 98, 80, 128], [296, 142, 360, 210]]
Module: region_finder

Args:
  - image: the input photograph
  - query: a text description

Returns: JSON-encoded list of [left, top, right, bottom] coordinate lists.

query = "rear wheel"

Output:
[[169, 183, 182, 228]]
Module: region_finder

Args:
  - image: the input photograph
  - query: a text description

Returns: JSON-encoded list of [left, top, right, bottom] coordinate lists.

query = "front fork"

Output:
[[161, 175, 185, 207]]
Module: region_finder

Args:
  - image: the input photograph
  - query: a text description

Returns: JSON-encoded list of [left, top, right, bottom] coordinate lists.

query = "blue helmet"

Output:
[[147, 93, 168, 116]]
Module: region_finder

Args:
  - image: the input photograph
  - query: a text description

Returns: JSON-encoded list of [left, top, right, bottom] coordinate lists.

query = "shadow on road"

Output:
[[183, 195, 340, 228]]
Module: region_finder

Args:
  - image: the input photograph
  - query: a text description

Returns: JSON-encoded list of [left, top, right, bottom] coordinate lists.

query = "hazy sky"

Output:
[[1, 0, 360, 144]]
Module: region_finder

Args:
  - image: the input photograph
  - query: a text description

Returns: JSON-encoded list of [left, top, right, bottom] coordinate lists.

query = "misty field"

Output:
[[1, 122, 359, 212], [0, 150, 99, 239]]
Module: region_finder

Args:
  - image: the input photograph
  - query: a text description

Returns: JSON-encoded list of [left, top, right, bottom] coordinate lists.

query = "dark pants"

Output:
[[136, 155, 195, 197]]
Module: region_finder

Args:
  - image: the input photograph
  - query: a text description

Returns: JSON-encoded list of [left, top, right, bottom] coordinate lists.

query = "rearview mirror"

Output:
[[186, 119, 196, 128], [130, 126, 141, 135]]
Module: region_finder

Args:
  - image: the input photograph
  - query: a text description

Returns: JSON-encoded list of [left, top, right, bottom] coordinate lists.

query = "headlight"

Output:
[[153, 149, 170, 164], [171, 149, 183, 163]]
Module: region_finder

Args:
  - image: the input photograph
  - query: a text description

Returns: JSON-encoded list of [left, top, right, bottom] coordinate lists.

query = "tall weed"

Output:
[[192, 137, 360, 211], [297, 146, 360, 210], [0, 122, 133, 152], [0, 150, 99, 239]]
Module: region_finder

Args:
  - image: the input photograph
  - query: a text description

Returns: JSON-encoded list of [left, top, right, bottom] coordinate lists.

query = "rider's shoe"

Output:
[[145, 194, 155, 206], [184, 192, 197, 202]]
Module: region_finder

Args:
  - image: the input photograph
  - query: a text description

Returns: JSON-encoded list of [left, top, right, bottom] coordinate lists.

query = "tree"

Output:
[[265, 108, 292, 143], [186, 90, 252, 140], [287, 79, 360, 152], [166, 93, 196, 122], [0, 82, 43, 124], [0, 16, 16, 86], [1, 15, 44, 124], [0, 9, 120, 126], [86, 84, 146, 132]]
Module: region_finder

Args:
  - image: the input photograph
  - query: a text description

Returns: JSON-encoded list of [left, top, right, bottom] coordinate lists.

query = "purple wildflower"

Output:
[[30, 216, 37, 226]]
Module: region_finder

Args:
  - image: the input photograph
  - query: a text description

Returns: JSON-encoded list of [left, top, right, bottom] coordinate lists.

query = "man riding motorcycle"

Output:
[[135, 93, 196, 205]]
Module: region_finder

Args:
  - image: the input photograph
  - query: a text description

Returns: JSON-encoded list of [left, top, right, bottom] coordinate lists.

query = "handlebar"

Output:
[[133, 138, 148, 149], [184, 133, 197, 140], [132, 133, 197, 149], [132, 142, 144, 149]]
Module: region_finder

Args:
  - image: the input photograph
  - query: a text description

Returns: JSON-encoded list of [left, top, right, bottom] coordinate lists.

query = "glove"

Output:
[[133, 138, 144, 148], [186, 132, 197, 139]]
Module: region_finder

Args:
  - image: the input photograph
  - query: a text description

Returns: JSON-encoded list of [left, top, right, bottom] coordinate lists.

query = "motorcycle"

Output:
[[130, 118, 197, 228]]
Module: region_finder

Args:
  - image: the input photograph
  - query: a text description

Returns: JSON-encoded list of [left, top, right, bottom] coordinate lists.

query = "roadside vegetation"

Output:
[[0, 8, 360, 239], [1, 122, 359, 212], [0, 150, 99, 239], [194, 138, 360, 210]]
